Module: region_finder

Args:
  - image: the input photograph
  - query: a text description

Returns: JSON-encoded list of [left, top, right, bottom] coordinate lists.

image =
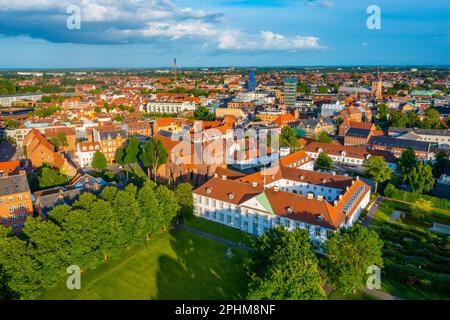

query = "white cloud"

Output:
[[0, 0, 324, 52]]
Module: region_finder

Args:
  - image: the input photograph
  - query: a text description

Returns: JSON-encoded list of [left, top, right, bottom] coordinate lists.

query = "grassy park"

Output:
[[39, 229, 250, 300], [369, 198, 450, 300]]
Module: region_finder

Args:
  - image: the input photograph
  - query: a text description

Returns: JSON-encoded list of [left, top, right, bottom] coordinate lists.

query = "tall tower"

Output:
[[174, 58, 177, 83], [373, 67, 382, 100], [284, 78, 298, 108]]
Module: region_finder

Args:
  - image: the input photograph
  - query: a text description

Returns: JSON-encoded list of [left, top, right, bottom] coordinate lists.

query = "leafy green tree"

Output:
[[313, 131, 332, 144], [433, 151, 449, 178], [49, 133, 68, 150], [140, 138, 168, 180], [316, 152, 333, 169], [363, 156, 393, 193], [99, 186, 119, 202], [421, 108, 441, 129], [376, 103, 390, 121], [37, 167, 69, 189], [248, 227, 326, 300], [60, 209, 102, 270], [175, 183, 194, 218], [194, 106, 215, 121], [137, 181, 162, 237], [91, 151, 107, 171], [0, 227, 42, 299], [324, 225, 383, 295], [398, 148, 417, 180], [115, 146, 126, 166], [124, 137, 141, 165], [4, 119, 20, 129], [406, 161, 435, 194], [155, 185, 180, 230], [390, 111, 407, 128], [406, 111, 420, 128], [89, 199, 123, 260], [112, 190, 146, 245], [22, 218, 69, 289], [279, 126, 299, 149]]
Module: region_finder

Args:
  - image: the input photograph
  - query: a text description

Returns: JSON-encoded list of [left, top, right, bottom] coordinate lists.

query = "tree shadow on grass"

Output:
[[152, 230, 249, 300]]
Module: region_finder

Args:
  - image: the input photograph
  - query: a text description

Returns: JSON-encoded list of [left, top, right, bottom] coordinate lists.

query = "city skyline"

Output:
[[0, 0, 448, 68]]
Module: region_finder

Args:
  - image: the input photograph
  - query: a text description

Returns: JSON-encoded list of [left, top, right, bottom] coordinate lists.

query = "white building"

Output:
[[145, 101, 196, 114], [76, 142, 102, 168], [193, 167, 371, 245]]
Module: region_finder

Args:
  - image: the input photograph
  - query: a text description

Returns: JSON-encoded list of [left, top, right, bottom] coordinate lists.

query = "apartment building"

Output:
[[0, 171, 33, 232], [92, 127, 127, 164]]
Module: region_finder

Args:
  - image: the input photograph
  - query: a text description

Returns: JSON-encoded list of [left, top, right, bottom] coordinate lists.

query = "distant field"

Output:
[[39, 230, 249, 300]]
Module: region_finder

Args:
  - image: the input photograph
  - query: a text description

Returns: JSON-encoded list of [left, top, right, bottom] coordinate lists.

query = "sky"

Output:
[[0, 0, 448, 68]]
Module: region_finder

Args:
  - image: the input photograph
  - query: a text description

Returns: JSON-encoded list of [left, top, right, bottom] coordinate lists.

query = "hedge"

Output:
[[384, 184, 450, 210], [384, 258, 450, 294]]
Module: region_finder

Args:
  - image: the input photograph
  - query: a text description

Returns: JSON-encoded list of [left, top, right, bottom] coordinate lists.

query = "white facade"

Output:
[[145, 101, 196, 114], [76, 143, 101, 168]]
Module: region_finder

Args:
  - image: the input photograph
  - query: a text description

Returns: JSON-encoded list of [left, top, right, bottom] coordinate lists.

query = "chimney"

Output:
[[221, 175, 227, 181], [333, 200, 338, 206], [351, 180, 355, 186], [339, 194, 343, 200], [252, 182, 258, 188], [214, 173, 218, 178], [356, 176, 360, 180], [346, 186, 350, 191], [307, 192, 314, 199]]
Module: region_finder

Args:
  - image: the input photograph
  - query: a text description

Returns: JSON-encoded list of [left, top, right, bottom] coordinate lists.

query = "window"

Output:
[[8, 197, 13, 203]]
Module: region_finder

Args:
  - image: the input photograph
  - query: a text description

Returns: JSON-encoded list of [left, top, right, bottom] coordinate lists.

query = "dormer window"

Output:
[[228, 193, 234, 200], [286, 207, 293, 215], [317, 215, 324, 223], [206, 187, 212, 194]]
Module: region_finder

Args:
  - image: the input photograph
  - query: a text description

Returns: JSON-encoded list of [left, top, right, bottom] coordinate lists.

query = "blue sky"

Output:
[[0, 0, 448, 68]]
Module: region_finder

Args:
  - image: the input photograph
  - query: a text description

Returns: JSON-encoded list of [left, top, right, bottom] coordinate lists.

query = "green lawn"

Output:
[[184, 216, 254, 247], [39, 230, 250, 300]]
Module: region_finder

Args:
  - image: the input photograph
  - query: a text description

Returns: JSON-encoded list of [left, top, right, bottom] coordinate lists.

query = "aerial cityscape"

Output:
[[0, 0, 449, 309]]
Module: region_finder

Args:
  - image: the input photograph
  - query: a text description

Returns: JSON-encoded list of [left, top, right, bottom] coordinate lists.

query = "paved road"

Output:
[[176, 224, 253, 251], [361, 288, 403, 300], [361, 196, 385, 227]]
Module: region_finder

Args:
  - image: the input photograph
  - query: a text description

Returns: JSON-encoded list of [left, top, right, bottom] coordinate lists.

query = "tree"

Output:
[[115, 146, 126, 166], [316, 152, 333, 169], [175, 183, 194, 219], [112, 189, 147, 245], [376, 103, 390, 121], [279, 126, 299, 149], [4, 119, 19, 129], [247, 227, 326, 300], [324, 225, 384, 295], [155, 185, 180, 229], [22, 218, 69, 289], [411, 199, 432, 219], [49, 133, 68, 150], [421, 108, 441, 129], [363, 156, 393, 193], [137, 181, 161, 238], [398, 148, 417, 180], [433, 151, 449, 178], [140, 138, 168, 180], [124, 137, 141, 165], [37, 167, 69, 189], [194, 106, 214, 121], [91, 151, 107, 171], [389, 111, 407, 128], [406, 161, 435, 194], [313, 131, 332, 144]]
